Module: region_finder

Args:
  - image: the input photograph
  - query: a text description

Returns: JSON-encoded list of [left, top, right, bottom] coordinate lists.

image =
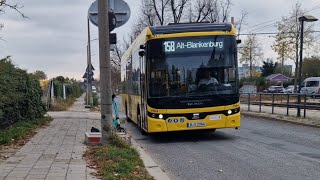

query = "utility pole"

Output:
[[281, 43, 285, 86], [87, 18, 93, 106], [87, 17, 93, 106], [297, 20, 304, 117], [86, 45, 90, 106], [98, 0, 112, 143]]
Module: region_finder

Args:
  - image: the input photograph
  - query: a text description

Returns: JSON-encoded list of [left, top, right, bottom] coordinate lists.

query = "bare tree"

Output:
[[273, 2, 316, 90], [234, 10, 248, 39], [272, 21, 293, 83], [1, 1, 27, 40], [239, 34, 263, 78], [110, 43, 123, 70], [142, 0, 169, 26], [0, 1, 27, 18], [170, 0, 189, 23], [152, 0, 171, 25], [193, 0, 214, 22], [206, 0, 232, 23], [188, 0, 233, 23]]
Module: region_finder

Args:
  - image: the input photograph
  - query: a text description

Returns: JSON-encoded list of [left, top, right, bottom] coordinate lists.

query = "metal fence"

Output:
[[240, 93, 320, 118]]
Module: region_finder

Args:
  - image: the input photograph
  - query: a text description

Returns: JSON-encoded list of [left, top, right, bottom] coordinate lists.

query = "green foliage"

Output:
[[239, 35, 264, 65], [0, 57, 46, 129], [261, 60, 278, 77], [240, 76, 266, 87], [0, 116, 52, 145], [302, 56, 320, 78], [92, 93, 99, 106], [86, 132, 154, 180], [50, 76, 84, 111], [32, 70, 47, 80], [274, 65, 293, 77], [53, 77, 84, 100]]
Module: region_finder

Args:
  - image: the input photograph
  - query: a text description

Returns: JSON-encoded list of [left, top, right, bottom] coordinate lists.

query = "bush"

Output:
[[53, 77, 84, 100], [49, 77, 84, 111], [240, 76, 266, 87], [0, 57, 46, 129]]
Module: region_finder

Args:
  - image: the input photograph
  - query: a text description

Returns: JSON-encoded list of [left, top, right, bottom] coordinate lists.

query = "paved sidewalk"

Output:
[[0, 95, 101, 180]]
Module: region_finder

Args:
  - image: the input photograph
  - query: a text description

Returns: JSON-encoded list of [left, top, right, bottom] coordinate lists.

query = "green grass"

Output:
[[49, 98, 76, 111], [86, 131, 154, 180], [0, 116, 52, 145]]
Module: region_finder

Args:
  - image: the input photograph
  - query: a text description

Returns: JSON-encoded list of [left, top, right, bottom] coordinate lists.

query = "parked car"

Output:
[[300, 77, 320, 97], [263, 86, 285, 93], [283, 85, 298, 93]]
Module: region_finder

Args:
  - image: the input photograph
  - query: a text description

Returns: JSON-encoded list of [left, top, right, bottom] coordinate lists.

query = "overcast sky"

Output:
[[0, 0, 319, 80]]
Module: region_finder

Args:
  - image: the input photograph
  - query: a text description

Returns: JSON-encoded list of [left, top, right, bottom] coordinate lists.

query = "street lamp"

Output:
[[297, 15, 318, 117]]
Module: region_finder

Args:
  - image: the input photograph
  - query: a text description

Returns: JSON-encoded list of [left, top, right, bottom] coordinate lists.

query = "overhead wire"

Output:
[[241, 4, 320, 34]]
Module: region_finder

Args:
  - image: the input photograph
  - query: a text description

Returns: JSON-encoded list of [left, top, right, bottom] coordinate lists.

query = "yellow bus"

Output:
[[121, 23, 240, 134]]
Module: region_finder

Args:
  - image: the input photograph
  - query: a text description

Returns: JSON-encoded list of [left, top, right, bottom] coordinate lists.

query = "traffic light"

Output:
[[110, 33, 117, 44]]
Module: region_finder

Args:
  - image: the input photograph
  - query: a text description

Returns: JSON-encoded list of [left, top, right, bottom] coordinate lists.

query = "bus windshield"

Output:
[[147, 36, 238, 98]]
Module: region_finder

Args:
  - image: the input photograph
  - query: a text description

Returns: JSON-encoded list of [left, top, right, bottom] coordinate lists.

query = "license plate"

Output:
[[209, 115, 222, 121], [187, 122, 206, 128]]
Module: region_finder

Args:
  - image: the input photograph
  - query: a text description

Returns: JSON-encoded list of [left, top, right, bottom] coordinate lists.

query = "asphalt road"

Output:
[[122, 114, 320, 180]]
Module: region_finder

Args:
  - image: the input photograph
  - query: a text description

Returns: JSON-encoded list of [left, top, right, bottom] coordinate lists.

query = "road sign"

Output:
[[82, 71, 94, 79], [89, 11, 117, 31], [86, 64, 95, 71], [88, 0, 130, 29]]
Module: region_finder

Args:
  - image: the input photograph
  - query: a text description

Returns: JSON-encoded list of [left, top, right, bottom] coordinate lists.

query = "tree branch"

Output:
[[1, 2, 29, 19]]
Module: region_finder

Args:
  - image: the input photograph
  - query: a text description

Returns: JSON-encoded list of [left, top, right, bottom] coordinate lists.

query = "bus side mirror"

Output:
[[139, 45, 145, 57], [236, 39, 242, 44]]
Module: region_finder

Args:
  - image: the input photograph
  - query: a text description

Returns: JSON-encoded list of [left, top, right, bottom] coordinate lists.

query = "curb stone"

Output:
[[131, 138, 171, 180], [116, 132, 171, 180], [241, 111, 320, 128]]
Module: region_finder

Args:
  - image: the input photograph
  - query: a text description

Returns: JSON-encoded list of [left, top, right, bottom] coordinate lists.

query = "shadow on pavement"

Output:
[[146, 131, 236, 144]]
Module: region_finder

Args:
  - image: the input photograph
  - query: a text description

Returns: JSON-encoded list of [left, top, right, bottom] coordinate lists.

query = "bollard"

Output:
[[259, 93, 262, 113], [272, 94, 275, 114], [248, 93, 251, 111], [304, 94, 307, 118], [286, 94, 289, 116]]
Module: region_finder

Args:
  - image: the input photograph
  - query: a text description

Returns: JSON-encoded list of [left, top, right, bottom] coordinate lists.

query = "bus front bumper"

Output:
[[147, 112, 240, 133]]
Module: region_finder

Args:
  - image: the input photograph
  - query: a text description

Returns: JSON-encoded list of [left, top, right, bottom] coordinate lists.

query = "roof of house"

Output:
[[266, 74, 290, 81]]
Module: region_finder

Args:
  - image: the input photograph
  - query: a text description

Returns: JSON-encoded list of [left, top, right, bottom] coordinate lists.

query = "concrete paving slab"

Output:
[[0, 95, 100, 180]]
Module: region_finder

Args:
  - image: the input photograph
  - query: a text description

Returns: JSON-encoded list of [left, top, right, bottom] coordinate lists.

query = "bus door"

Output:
[[139, 55, 148, 131]]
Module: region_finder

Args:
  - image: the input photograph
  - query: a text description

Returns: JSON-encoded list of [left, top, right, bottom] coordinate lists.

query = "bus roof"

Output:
[[149, 23, 233, 35]]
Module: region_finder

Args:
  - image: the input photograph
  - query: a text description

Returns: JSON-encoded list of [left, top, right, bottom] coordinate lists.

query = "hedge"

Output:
[[0, 57, 46, 130]]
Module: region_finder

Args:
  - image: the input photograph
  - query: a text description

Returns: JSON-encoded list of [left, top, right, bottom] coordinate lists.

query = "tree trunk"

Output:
[[249, 45, 252, 78], [281, 55, 284, 86], [294, 35, 299, 92]]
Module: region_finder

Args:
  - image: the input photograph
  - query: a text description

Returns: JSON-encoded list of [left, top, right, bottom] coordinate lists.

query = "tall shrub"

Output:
[[0, 57, 46, 129]]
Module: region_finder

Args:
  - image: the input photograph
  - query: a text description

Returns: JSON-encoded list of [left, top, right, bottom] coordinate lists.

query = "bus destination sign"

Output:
[[163, 40, 224, 53]]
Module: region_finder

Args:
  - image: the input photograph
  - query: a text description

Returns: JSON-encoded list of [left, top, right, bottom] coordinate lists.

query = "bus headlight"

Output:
[[159, 114, 163, 119], [227, 110, 232, 115]]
